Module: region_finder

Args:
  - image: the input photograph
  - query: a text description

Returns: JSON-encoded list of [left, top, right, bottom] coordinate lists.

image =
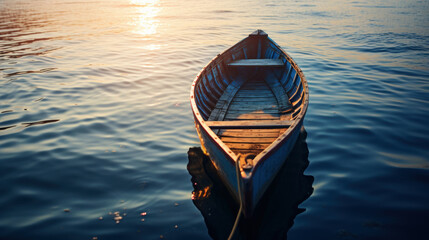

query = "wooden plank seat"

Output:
[[228, 59, 284, 67], [205, 120, 293, 129]]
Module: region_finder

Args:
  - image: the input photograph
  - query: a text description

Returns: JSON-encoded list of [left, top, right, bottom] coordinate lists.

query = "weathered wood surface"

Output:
[[264, 72, 292, 112], [227, 105, 279, 111], [235, 89, 273, 96], [196, 54, 299, 157], [220, 136, 276, 143], [219, 129, 280, 136], [225, 109, 280, 114], [225, 143, 270, 150], [224, 113, 280, 120], [232, 96, 277, 102], [208, 77, 246, 122], [206, 120, 292, 129], [206, 78, 288, 156], [228, 59, 284, 67]]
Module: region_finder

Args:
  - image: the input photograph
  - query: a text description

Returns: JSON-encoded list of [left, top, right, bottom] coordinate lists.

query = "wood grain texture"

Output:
[[264, 72, 292, 112], [206, 120, 292, 129], [211, 78, 289, 156], [219, 129, 280, 138], [228, 59, 284, 67]]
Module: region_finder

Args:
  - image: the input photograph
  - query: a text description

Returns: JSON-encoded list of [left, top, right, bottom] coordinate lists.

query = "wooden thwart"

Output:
[[221, 136, 275, 143], [220, 128, 281, 134], [205, 120, 293, 129], [228, 59, 284, 67]]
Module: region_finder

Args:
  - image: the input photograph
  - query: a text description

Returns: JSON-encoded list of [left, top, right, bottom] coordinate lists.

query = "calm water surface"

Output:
[[1, 0, 428, 239]]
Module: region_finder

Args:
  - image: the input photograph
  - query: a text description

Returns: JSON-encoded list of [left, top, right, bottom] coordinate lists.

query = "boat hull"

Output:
[[190, 30, 309, 217], [194, 114, 304, 216]]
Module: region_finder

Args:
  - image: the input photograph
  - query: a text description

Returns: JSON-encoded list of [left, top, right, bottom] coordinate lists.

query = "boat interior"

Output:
[[193, 33, 306, 160]]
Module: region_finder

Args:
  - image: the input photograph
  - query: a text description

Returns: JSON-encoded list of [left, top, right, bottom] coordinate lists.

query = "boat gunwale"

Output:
[[249, 36, 309, 170], [190, 31, 309, 178]]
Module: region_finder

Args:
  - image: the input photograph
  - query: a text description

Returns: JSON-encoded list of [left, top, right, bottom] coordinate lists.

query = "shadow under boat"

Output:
[[187, 127, 313, 240]]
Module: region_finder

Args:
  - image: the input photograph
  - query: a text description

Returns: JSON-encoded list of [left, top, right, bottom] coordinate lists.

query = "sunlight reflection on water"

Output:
[[130, 0, 160, 37], [0, 0, 428, 239]]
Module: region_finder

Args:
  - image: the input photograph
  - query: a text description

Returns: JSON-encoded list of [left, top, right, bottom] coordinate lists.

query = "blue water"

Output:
[[1, 0, 428, 239]]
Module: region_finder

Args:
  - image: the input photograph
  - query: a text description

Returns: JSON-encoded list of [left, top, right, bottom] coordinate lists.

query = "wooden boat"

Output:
[[190, 30, 309, 217]]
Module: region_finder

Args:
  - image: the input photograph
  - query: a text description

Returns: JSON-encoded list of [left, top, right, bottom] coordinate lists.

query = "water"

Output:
[[0, 0, 428, 239]]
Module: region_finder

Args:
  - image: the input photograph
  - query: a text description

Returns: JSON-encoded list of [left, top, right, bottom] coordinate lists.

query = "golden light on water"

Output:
[[191, 186, 211, 200], [130, 0, 160, 37]]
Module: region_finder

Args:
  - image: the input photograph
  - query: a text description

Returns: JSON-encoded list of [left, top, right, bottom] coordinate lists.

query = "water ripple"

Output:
[[0, 0, 429, 239]]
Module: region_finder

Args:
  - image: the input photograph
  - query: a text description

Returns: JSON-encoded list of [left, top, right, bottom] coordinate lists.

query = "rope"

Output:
[[227, 154, 243, 240]]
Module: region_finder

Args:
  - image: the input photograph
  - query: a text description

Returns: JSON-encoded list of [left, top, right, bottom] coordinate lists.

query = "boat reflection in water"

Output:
[[187, 127, 313, 239]]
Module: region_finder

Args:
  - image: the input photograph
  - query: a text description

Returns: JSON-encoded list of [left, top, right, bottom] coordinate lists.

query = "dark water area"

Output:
[[188, 128, 313, 240], [1, 0, 428, 239]]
